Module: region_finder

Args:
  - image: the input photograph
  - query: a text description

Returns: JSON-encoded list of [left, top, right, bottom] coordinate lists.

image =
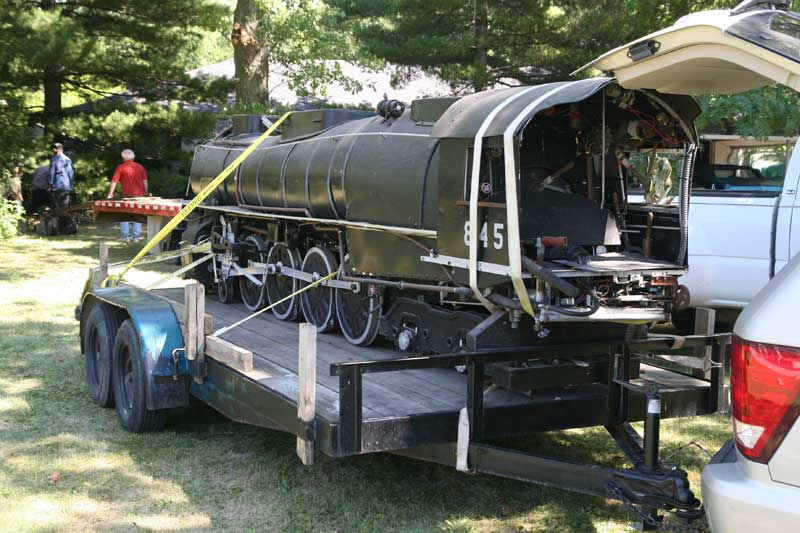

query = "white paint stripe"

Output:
[[468, 86, 540, 311], [502, 81, 593, 315]]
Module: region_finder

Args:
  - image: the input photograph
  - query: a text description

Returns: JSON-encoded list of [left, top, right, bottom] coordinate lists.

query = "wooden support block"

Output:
[[296, 323, 317, 466], [205, 335, 253, 372], [99, 243, 109, 282]]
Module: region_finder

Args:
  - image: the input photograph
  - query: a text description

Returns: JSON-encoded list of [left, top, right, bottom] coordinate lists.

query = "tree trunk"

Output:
[[43, 70, 63, 117], [472, 0, 489, 92], [232, 0, 270, 105]]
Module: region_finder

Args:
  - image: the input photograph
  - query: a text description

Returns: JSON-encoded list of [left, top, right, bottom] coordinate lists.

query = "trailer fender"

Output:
[[79, 287, 191, 410]]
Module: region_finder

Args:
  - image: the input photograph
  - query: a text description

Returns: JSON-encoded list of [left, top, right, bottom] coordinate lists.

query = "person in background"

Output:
[[4, 162, 24, 203], [106, 148, 148, 243], [49, 143, 74, 207], [30, 163, 51, 213]]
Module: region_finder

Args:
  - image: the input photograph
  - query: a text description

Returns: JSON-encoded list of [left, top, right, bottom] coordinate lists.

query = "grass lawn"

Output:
[[0, 223, 731, 532]]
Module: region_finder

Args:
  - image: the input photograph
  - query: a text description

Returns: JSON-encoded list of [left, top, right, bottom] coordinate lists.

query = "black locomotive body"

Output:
[[186, 78, 699, 355]]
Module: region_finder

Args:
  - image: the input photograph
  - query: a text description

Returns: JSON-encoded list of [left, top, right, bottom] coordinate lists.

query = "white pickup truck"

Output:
[[681, 135, 800, 316]]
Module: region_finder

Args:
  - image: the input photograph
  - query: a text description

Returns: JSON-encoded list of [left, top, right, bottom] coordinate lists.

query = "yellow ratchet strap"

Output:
[[104, 112, 292, 287]]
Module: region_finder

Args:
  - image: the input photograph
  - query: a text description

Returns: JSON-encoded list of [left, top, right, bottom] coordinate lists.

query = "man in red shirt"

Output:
[[106, 149, 149, 242]]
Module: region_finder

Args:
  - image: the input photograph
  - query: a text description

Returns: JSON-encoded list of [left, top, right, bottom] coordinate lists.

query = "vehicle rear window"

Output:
[[692, 142, 791, 193], [726, 11, 800, 64]]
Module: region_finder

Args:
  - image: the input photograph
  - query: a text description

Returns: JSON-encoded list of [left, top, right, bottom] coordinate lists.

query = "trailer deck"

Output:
[[150, 287, 717, 458]]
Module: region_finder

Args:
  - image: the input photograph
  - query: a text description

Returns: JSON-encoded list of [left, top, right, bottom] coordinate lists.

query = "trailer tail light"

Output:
[[731, 336, 800, 463]]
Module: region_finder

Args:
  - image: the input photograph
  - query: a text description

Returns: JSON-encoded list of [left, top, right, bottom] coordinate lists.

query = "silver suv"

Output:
[[702, 253, 800, 531]]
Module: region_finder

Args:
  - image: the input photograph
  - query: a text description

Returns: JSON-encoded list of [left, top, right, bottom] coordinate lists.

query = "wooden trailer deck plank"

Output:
[[154, 288, 535, 420]]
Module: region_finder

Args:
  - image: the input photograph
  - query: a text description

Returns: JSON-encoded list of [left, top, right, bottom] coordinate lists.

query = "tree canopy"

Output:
[[0, 0, 231, 118], [327, 0, 740, 92]]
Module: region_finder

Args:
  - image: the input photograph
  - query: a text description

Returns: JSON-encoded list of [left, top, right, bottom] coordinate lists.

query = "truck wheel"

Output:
[[82, 303, 122, 407], [112, 319, 167, 432]]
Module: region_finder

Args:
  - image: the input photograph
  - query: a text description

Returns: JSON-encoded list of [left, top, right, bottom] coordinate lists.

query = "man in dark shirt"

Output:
[[106, 148, 149, 242], [30, 164, 51, 213], [49, 143, 75, 207]]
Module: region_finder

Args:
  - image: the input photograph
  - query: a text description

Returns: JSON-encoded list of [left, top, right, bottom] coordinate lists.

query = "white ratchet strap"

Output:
[[501, 83, 576, 316], [468, 87, 539, 311]]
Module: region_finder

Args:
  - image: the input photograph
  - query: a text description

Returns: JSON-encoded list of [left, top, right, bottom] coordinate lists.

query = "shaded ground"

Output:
[[0, 224, 729, 532]]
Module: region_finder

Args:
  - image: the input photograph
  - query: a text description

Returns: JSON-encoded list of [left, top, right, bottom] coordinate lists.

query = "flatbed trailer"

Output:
[[77, 243, 728, 530]]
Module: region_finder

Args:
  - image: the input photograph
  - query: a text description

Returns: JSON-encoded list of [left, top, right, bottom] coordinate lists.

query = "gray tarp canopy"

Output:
[[430, 77, 700, 139]]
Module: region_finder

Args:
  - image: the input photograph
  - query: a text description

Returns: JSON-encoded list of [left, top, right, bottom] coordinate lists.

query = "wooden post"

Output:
[[184, 281, 198, 362], [296, 323, 317, 465], [99, 243, 109, 282], [195, 283, 206, 368], [184, 281, 206, 383]]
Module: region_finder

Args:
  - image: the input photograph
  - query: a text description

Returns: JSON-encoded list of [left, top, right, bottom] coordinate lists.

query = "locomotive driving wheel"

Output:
[[336, 282, 382, 346], [239, 234, 269, 311], [217, 276, 239, 304], [265, 242, 302, 321], [300, 247, 339, 333]]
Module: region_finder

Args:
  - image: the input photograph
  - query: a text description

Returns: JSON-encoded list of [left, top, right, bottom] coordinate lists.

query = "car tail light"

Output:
[[731, 336, 800, 463]]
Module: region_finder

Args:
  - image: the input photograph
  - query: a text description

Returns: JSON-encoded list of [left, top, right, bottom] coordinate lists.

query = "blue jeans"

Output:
[[120, 221, 142, 239]]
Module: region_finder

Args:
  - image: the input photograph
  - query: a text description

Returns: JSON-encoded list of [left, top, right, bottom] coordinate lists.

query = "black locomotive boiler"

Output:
[[185, 78, 699, 354]]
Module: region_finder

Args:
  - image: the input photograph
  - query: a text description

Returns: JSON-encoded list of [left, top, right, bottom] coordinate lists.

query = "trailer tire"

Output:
[[82, 303, 122, 407], [112, 319, 167, 432]]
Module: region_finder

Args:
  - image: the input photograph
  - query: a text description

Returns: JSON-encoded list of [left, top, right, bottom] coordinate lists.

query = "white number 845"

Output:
[[464, 221, 504, 250]]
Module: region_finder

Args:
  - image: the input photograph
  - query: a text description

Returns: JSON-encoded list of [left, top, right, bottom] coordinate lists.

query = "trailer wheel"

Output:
[[265, 243, 302, 321], [112, 319, 167, 432], [239, 234, 269, 311], [82, 303, 122, 407], [336, 283, 382, 346], [300, 246, 339, 333]]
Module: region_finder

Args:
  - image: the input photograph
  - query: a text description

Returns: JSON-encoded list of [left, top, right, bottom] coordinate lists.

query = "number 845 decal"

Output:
[[464, 221, 505, 250]]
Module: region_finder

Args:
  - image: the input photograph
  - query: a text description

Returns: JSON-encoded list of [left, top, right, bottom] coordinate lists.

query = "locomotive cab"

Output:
[[429, 78, 696, 331]]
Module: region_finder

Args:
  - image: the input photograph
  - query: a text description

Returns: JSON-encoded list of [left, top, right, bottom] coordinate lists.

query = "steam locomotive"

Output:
[[185, 78, 699, 353]]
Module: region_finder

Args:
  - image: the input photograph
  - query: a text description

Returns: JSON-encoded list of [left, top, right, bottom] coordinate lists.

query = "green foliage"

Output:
[[0, 197, 24, 240], [54, 102, 217, 202], [695, 85, 800, 137], [0, 0, 232, 114], [233, 0, 381, 103], [328, 0, 739, 92]]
